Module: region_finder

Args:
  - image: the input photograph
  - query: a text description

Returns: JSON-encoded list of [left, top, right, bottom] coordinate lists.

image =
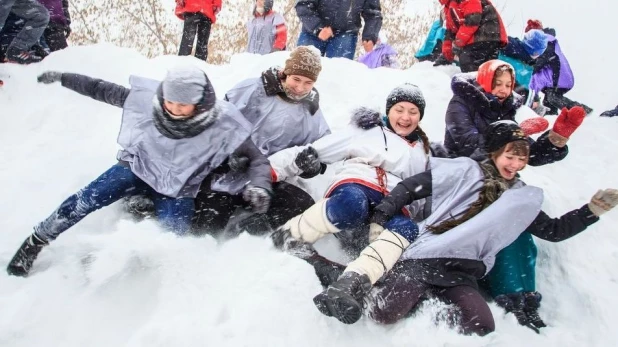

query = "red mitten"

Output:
[[520, 117, 549, 136], [442, 40, 454, 61], [553, 106, 586, 138]]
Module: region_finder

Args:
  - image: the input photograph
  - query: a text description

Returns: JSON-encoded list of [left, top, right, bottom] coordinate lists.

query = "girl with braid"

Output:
[[268, 84, 432, 286], [312, 121, 617, 335]]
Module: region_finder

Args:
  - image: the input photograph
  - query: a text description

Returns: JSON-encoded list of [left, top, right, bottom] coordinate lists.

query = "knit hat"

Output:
[[522, 29, 548, 56], [162, 66, 207, 104], [283, 46, 322, 81], [484, 120, 527, 153], [525, 19, 544, 33], [385, 83, 426, 119]]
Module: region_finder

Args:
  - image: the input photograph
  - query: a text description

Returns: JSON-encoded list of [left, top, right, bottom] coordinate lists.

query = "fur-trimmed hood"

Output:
[[451, 73, 523, 122]]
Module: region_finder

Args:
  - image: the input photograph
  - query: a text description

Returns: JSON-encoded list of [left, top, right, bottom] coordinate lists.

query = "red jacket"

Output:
[[440, 0, 507, 60], [175, 0, 222, 24]]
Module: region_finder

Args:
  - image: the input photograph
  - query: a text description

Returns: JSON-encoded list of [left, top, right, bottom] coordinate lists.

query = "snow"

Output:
[[1, 2, 618, 344]]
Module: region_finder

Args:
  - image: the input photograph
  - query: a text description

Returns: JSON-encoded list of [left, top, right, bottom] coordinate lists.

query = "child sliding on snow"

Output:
[[7, 66, 272, 277], [313, 121, 617, 335]]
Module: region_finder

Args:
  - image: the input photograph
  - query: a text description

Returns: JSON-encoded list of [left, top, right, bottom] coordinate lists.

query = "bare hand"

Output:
[[318, 27, 333, 41]]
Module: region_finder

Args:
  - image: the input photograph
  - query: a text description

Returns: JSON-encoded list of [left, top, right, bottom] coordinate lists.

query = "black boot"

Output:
[[495, 293, 539, 333], [523, 291, 547, 329], [313, 271, 372, 324], [306, 254, 346, 288], [7, 234, 48, 277]]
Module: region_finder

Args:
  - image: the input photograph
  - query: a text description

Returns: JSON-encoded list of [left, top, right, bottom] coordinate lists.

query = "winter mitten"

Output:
[[552, 106, 586, 139], [520, 117, 549, 136], [243, 186, 271, 214], [442, 39, 454, 61], [37, 71, 63, 84], [228, 154, 250, 173], [588, 189, 618, 217], [295, 147, 323, 178]]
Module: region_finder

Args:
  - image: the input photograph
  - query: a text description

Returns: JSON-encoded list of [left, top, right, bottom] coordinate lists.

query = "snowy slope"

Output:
[[1, 17, 618, 347]]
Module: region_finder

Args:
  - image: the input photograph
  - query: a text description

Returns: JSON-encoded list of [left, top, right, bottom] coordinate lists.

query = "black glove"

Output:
[[295, 147, 323, 178], [37, 71, 63, 84], [243, 186, 271, 214], [64, 26, 71, 39], [228, 154, 250, 173]]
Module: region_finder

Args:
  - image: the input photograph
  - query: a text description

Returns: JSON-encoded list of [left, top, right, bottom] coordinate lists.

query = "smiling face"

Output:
[[491, 69, 514, 102], [163, 100, 197, 119], [491, 141, 530, 180], [282, 74, 315, 100], [387, 101, 420, 137]]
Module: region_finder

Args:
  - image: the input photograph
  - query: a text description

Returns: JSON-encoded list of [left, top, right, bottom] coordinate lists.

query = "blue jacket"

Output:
[[295, 0, 382, 41], [415, 19, 446, 58]]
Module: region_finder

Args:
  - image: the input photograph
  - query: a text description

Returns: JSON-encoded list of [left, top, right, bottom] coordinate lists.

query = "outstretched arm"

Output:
[[45, 73, 131, 108], [527, 205, 598, 242]]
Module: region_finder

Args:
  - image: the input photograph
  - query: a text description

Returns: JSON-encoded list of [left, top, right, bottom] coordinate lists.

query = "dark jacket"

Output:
[[58, 73, 271, 192], [500, 36, 534, 65], [443, 73, 568, 165], [295, 0, 382, 42]]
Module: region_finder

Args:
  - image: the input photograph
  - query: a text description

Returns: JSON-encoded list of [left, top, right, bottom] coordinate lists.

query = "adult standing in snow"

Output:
[[6, 66, 272, 277], [38, 0, 71, 52], [175, 0, 221, 61], [313, 121, 618, 335], [0, 0, 49, 64], [358, 32, 399, 69], [246, 0, 287, 54], [295, 0, 382, 59], [270, 84, 431, 286], [526, 20, 593, 115], [443, 59, 585, 165], [192, 46, 330, 235], [438, 0, 507, 72]]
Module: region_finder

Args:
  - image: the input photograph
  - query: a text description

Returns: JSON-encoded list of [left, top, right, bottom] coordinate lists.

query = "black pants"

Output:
[[543, 87, 593, 114], [193, 181, 315, 237], [367, 260, 495, 336], [458, 41, 502, 73], [43, 23, 68, 52], [178, 12, 211, 61]]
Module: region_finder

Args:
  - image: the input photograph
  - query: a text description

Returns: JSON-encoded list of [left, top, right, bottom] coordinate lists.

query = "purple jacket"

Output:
[[529, 36, 574, 92], [358, 43, 398, 69], [38, 0, 70, 26]]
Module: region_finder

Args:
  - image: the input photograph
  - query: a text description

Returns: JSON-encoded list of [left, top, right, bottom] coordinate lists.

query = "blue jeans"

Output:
[[34, 164, 195, 241], [297, 31, 358, 59], [325, 183, 419, 250]]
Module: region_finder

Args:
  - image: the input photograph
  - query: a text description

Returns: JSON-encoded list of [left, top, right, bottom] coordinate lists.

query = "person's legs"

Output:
[[366, 261, 430, 324], [151, 194, 195, 235], [6, 0, 49, 53], [178, 12, 200, 56], [297, 31, 327, 56], [545, 87, 593, 114], [0, 0, 17, 33], [437, 285, 495, 336], [325, 32, 358, 59], [43, 23, 68, 52], [7, 164, 150, 276], [194, 13, 212, 61], [485, 232, 537, 297]]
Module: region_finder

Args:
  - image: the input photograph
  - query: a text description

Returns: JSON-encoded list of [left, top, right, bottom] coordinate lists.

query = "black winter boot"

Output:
[[7, 234, 48, 277], [306, 254, 346, 288], [495, 293, 539, 333], [523, 291, 547, 329], [313, 271, 372, 324]]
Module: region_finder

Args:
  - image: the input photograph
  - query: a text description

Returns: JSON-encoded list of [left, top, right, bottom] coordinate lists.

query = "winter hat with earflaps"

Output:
[[484, 120, 528, 153], [522, 30, 548, 57], [283, 46, 322, 82], [385, 83, 426, 119]]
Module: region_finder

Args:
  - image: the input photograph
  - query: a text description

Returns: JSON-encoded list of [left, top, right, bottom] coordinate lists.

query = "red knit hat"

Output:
[[525, 19, 544, 33]]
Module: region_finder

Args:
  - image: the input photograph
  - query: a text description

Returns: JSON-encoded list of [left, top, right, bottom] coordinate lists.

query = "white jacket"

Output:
[[269, 122, 429, 199]]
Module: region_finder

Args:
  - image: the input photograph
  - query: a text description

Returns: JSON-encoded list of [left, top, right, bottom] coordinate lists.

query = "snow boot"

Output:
[[313, 229, 411, 324], [307, 254, 346, 288], [495, 293, 539, 333], [7, 234, 48, 277], [4, 46, 43, 64], [313, 271, 372, 324], [523, 291, 547, 329], [600, 106, 618, 118]]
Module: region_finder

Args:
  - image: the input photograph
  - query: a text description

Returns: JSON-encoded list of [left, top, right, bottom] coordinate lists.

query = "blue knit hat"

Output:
[[522, 29, 548, 56]]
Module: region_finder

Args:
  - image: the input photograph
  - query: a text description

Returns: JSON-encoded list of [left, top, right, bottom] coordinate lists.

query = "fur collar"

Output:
[[261, 67, 320, 115]]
